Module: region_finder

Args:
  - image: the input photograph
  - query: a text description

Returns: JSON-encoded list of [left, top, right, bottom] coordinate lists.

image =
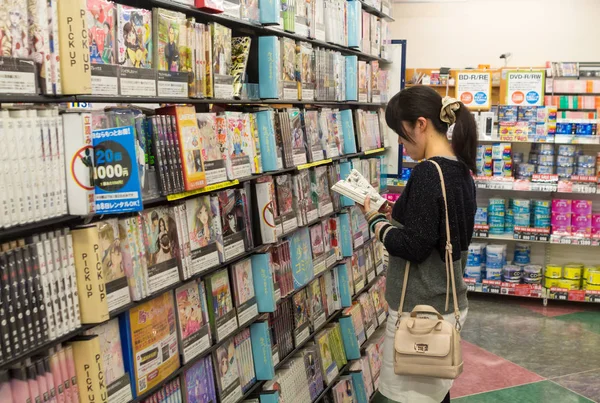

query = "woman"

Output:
[[363, 86, 477, 403]]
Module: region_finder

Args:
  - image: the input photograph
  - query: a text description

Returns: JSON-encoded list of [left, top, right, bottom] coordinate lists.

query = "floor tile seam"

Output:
[[461, 339, 547, 378], [453, 379, 547, 400], [549, 368, 600, 380], [548, 379, 598, 403]]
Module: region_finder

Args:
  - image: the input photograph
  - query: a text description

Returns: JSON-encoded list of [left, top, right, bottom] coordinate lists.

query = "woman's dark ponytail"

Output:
[[451, 103, 478, 173], [385, 86, 479, 173]]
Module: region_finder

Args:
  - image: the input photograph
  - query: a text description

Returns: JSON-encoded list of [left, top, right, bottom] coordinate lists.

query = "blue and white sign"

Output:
[[456, 71, 492, 110], [506, 70, 545, 106], [92, 125, 143, 214]]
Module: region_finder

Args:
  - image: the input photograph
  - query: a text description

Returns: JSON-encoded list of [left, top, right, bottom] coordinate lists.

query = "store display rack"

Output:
[[0, 148, 388, 242], [0, 95, 387, 107], [357, 0, 394, 22]]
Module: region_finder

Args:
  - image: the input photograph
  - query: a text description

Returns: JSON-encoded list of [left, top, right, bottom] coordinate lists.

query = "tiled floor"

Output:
[[451, 295, 600, 402]]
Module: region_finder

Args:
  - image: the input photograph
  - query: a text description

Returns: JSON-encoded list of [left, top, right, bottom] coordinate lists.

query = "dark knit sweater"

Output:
[[369, 157, 476, 313]]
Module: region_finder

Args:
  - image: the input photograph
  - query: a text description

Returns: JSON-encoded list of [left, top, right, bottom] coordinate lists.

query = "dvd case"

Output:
[[196, 113, 228, 183], [182, 355, 217, 403], [97, 219, 132, 312], [211, 23, 234, 99], [205, 268, 238, 342], [232, 258, 259, 326], [216, 189, 248, 261], [213, 337, 243, 403], [275, 174, 299, 235], [140, 206, 181, 294], [175, 281, 212, 364], [87, 0, 116, 64], [116, 4, 152, 68]]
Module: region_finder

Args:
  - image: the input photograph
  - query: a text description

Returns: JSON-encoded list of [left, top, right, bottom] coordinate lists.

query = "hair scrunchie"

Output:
[[440, 96, 461, 125]]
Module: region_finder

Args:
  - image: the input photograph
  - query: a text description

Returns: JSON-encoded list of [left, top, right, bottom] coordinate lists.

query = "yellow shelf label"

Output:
[[364, 147, 385, 155], [167, 180, 240, 201], [297, 158, 333, 170]]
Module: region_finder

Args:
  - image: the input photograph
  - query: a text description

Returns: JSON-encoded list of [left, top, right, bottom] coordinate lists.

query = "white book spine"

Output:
[[47, 0, 62, 95], [38, 115, 51, 218], [35, 241, 56, 340], [50, 236, 71, 332], [56, 232, 75, 332], [55, 113, 67, 215], [43, 238, 64, 336], [8, 115, 28, 224], [62, 112, 95, 216], [0, 113, 10, 227], [64, 232, 81, 329], [27, 112, 43, 221]]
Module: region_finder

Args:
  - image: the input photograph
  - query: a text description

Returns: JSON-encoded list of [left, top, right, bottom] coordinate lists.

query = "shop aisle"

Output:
[[452, 296, 600, 402]]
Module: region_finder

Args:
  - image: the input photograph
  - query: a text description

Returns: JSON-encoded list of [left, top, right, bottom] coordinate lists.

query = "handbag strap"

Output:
[[397, 159, 461, 331]]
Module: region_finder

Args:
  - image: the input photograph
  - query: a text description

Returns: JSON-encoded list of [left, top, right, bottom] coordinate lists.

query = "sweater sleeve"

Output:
[[369, 163, 442, 263]]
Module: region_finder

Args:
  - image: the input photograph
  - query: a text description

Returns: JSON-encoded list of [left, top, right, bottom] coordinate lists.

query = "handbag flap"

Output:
[[394, 319, 452, 357]]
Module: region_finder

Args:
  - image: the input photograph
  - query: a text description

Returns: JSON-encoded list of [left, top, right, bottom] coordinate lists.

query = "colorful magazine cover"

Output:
[[211, 22, 233, 98], [332, 377, 355, 403], [230, 36, 251, 98], [308, 279, 325, 321], [213, 338, 242, 398], [225, 112, 252, 179], [281, 37, 297, 99], [310, 224, 324, 258], [117, 4, 152, 68], [176, 282, 206, 340], [155, 8, 186, 71], [141, 207, 181, 293], [293, 289, 309, 329], [210, 269, 234, 320], [316, 330, 337, 383], [300, 43, 315, 100], [289, 109, 307, 165], [185, 195, 222, 272], [232, 258, 255, 306], [303, 110, 323, 162], [87, 0, 116, 64], [217, 189, 247, 260], [2, 1, 28, 58], [183, 355, 217, 403]]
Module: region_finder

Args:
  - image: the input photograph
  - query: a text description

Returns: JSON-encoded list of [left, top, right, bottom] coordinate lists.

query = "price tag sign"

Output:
[[506, 70, 545, 106], [92, 125, 143, 214], [482, 280, 501, 294], [456, 71, 492, 110], [568, 290, 586, 302], [513, 226, 550, 241], [549, 287, 569, 300], [585, 291, 600, 303], [473, 224, 489, 238], [464, 278, 477, 292]]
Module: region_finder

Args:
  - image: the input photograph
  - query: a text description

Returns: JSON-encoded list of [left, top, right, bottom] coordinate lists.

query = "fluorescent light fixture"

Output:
[[392, 0, 466, 3]]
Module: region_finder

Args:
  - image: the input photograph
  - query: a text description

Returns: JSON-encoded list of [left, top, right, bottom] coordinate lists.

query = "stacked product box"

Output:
[[497, 105, 557, 141]]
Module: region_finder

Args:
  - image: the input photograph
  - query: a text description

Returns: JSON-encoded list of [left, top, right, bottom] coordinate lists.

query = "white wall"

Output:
[[390, 0, 600, 68]]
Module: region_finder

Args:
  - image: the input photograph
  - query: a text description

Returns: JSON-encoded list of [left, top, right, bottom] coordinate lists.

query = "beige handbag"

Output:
[[393, 160, 463, 379]]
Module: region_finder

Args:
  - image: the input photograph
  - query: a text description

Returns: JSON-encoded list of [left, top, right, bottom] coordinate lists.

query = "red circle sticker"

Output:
[[70, 145, 95, 190], [511, 91, 525, 104], [460, 92, 473, 104]]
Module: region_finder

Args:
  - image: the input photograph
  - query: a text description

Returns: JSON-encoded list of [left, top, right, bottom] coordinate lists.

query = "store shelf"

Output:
[[0, 94, 386, 107], [473, 232, 600, 246], [0, 324, 95, 369], [113, 0, 389, 63], [557, 108, 598, 112], [357, 0, 395, 21], [0, 215, 78, 242], [131, 313, 265, 403], [477, 136, 600, 145]]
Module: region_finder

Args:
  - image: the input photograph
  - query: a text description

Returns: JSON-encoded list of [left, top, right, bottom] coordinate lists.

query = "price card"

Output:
[[514, 180, 533, 191], [549, 287, 569, 301], [482, 280, 501, 294], [585, 290, 600, 303], [513, 226, 550, 241], [464, 278, 477, 292], [568, 290, 586, 302], [92, 125, 143, 214], [473, 224, 489, 238]]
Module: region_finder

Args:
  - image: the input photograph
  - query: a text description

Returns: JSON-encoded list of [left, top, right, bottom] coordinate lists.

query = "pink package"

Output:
[[551, 212, 572, 235], [572, 214, 592, 237], [592, 214, 600, 235], [552, 199, 572, 214], [572, 200, 592, 215]]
